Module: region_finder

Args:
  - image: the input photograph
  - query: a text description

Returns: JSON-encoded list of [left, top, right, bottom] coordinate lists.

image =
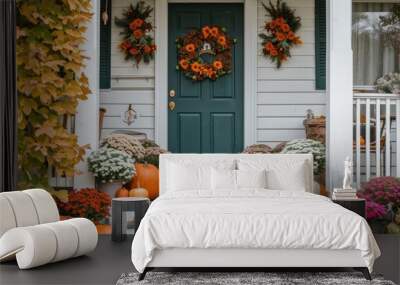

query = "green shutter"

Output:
[[315, 0, 326, 90], [100, 0, 111, 89]]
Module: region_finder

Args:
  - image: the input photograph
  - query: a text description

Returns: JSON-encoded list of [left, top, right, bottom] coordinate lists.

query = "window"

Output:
[[352, 2, 400, 87]]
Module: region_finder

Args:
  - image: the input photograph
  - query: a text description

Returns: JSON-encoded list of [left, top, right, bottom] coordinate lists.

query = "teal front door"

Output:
[[168, 4, 244, 153]]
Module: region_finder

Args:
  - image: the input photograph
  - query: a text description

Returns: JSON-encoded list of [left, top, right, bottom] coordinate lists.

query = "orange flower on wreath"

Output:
[[191, 62, 201, 73], [133, 29, 143, 39], [293, 37, 303, 45], [133, 18, 144, 28], [213, 60, 223, 70], [265, 42, 275, 52], [185, 43, 196, 53], [276, 32, 286, 42], [129, 47, 139, 55], [270, 49, 278, 57], [281, 23, 290, 33], [210, 27, 219, 38], [120, 40, 131, 50], [179, 59, 189, 70], [276, 17, 285, 26], [129, 21, 136, 30], [287, 31, 295, 41], [200, 66, 209, 76], [280, 54, 288, 62], [202, 26, 211, 39], [208, 70, 216, 79], [129, 18, 144, 30], [217, 36, 227, 47], [143, 45, 152, 54]]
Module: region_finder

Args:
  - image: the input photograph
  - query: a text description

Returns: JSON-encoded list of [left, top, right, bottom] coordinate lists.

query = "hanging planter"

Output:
[[259, 0, 302, 68]]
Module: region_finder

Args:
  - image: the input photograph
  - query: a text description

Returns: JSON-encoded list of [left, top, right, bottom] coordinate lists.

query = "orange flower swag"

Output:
[[259, 1, 302, 68], [115, 1, 156, 65], [176, 25, 235, 81]]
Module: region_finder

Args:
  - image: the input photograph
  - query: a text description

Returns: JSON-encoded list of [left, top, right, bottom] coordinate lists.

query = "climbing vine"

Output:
[[16, 0, 92, 188]]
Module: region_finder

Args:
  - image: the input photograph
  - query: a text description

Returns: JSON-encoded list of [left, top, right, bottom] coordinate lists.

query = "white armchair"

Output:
[[0, 189, 98, 269]]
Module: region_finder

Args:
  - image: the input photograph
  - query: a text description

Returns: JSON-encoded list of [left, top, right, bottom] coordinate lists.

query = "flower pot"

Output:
[[369, 220, 387, 234], [98, 181, 123, 198], [315, 169, 328, 197], [303, 117, 326, 144]]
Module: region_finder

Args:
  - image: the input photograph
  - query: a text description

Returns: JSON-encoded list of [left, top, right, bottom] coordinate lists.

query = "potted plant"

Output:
[[56, 188, 111, 224], [357, 176, 400, 234], [88, 147, 136, 197], [101, 133, 145, 161], [130, 140, 169, 200], [139, 146, 169, 168], [357, 176, 400, 284], [376, 72, 400, 94], [281, 139, 326, 195]]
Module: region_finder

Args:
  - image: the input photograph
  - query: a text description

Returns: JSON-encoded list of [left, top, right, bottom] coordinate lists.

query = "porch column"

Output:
[[74, 0, 100, 189], [326, 0, 353, 191]]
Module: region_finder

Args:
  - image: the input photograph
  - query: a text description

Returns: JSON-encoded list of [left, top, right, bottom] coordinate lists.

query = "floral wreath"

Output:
[[115, 1, 156, 66], [259, 0, 302, 68], [176, 26, 235, 81]]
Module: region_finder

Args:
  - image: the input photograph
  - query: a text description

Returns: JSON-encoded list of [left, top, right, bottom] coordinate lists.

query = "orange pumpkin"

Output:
[[115, 187, 129, 198], [129, 187, 148, 198], [130, 163, 159, 200]]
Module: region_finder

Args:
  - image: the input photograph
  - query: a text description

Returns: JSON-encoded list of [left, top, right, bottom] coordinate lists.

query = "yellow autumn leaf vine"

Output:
[[16, 0, 92, 188]]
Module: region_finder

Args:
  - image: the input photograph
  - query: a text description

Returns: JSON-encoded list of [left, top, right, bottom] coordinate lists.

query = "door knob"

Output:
[[168, 101, 176, 111], [169, 90, 176, 98]]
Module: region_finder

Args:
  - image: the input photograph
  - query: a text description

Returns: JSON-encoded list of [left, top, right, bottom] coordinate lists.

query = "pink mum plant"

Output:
[[365, 201, 387, 220], [358, 177, 400, 233], [357, 176, 400, 209]]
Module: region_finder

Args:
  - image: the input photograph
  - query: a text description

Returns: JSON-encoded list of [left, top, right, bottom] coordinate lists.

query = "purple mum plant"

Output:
[[358, 177, 400, 233], [358, 176, 400, 208], [365, 201, 387, 220]]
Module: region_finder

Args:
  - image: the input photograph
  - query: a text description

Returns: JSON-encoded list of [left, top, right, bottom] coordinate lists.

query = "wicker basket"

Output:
[[303, 116, 326, 144]]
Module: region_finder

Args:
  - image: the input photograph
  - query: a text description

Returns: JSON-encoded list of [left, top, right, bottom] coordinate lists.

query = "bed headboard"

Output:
[[159, 153, 314, 195]]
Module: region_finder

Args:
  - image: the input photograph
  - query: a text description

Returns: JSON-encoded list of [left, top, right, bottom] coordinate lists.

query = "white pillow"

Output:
[[211, 169, 267, 190], [236, 169, 267, 189], [167, 162, 211, 191], [237, 158, 307, 191], [211, 168, 236, 190], [266, 163, 307, 191]]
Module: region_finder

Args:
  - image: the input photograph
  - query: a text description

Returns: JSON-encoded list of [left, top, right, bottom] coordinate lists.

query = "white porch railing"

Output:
[[48, 115, 75, 188], [353, 93, 400, 188]]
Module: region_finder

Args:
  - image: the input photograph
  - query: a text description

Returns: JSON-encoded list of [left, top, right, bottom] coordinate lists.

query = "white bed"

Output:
[[131, 154, 380, 280]]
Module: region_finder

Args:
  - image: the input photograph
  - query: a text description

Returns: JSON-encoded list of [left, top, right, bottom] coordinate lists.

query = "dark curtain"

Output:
[[0, 0, 17, 192]]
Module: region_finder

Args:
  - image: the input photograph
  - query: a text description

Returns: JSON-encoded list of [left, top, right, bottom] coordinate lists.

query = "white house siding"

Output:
[[100, 0, 155, 140], [101, 0, 326, 148], [256, 0, 326, 148]]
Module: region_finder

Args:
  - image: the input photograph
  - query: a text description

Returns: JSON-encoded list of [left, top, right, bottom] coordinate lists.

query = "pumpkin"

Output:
[[115, 187, 129, 198], [130, 163, 159, 200], [129, 187, 148, 198]]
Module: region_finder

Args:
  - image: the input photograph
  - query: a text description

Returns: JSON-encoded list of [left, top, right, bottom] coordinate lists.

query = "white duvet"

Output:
[[131, 190, 380, 273]]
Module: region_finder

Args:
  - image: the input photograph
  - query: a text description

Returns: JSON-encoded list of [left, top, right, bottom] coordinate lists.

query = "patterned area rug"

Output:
[[116, 272, 396, 285]]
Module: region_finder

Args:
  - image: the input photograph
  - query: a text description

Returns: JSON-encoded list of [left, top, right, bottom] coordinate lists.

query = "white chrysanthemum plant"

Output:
[[101, 134, 145, 160], [376, 72, 400, 94], [281, 139, 326, 176], [88, 147, 136, 183]]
